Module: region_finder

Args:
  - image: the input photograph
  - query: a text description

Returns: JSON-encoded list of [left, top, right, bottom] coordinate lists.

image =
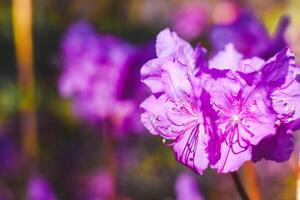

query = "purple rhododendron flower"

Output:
[[235, 47, 299, 162], [59, 21, 103, 97], [26, 176, 57, 200], [140, 28, 300, 174], [141, 29, 214, 174], [59, 21, 134, 122], [175, 172, 204, 200], [210, 11, 289, 59], [214, 45, 299, 163], [59, 21, 155, 134], [201, 74, 276, 172], [198, 43, 299, 165]]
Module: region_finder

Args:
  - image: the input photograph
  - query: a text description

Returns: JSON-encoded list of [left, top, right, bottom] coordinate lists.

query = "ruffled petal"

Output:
[[194, 44, 207, 69], [201, 74, 242, 114], [240, 87, 276, 144], [140, 95, 198, 139], [271, 66, 300, 121], [252, 125, 294, 162], [140, 95, 173, 137], [172, 123, 209, 174], [209, 44, 243, 72], [156, 28, 195, 67], [141, 59, 193, 98], [141, 30, 197, 95], [161, 61, 192, 98], [238, 57, 265, 73], [141, 58, 165, 93], [212, 139, 252, 173], [260, 48, 295, 88]]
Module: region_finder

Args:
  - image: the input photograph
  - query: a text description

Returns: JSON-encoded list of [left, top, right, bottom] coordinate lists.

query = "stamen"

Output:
[[275, 120, 281, 126], [232, 114, 239, 123]]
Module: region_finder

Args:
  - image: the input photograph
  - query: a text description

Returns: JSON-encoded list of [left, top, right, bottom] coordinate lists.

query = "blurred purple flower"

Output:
[[59, 21, 134, 122], [210, 11, 289, 59], [211, 1, 240, 25], [59, 22, 102, 97], [76, 170, 113, 200], [0, 133, 23, 176], [140, 28, 300, 174], [172, 3, 207, 40], [175, 172, 204, 200], [59, 21, 155, 134], [26, 176, 57, 200]]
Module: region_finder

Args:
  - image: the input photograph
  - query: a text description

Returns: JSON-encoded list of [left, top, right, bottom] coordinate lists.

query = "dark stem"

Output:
[[231, 172, 250, 200]]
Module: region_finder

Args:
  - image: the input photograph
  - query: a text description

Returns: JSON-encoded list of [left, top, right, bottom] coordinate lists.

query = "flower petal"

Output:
[[161, 61, 192, 98], [194, 44, 207, 69], [200, 90, 221, 165], [141, 58, 165, 93], [156, 28, 195, 67], [260, 48, 295, 88], [172, 123, 209, 174], [252, 125, 294, 162], [212, 139, 252, 173], [141, 95, 196, 139], [240, 87, 276, 145], [238, 57, 265, 73], [201, 74, 242, 114], [141, 58, 193, 98], [271, 66, 300, 121], [140, 95, 172, 137], [209, 44, 243, 72]]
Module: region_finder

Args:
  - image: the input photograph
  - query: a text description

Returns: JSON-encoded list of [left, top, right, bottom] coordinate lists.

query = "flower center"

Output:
[[232, 114, 239, 123]]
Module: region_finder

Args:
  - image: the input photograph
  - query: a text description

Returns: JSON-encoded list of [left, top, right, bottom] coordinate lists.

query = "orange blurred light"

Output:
[[12, 0, 39, 160]]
